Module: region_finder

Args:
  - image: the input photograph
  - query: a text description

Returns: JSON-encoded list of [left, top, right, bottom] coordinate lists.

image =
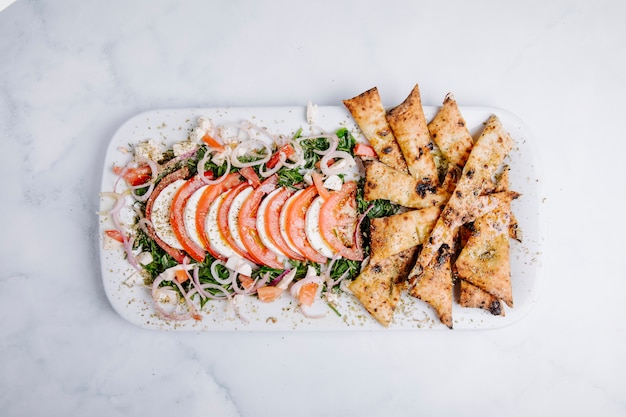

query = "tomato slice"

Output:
[[217, 183, 258, 264], [311, 171, 330, 200], [353, 143, 378, 158], [113, 164, 153, 186], [201, 133, 225, 152], [264, 188, 306, 261], [170, 173, 214, 263], [257, 286, 284, 302], [239, 166, 261, 188], [238, 175, 283, 269], [284, 185, 327, 263], [319, 181, 363, 261], [144, 167, 190, 264], [195, 173, 243, 260], [266, 143, 296, 169], [105, 229, 124, 243]]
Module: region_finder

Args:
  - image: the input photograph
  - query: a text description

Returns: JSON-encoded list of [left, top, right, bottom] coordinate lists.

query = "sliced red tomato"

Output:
[[169, 172, 215, 263], [284, 185, 327, 263], [311, 171, 331, 200], [266, 143, 296, 169], [144, 167, 190, 264], [257, 285, 283, 302], [298, 282, 319, 306], [113, 164, 153, 186], [105, 229, 124, 243], [195, 173, 243, 260], [175, 269, 189, 283], [239, 166, 261, 188], [201, 133, 225, 152], [238, 175, 283, 269], [353, 143, 378, 158], [217, 182, 258, 264], [319, 181, 363, 261], [264, 188, 306, 261]]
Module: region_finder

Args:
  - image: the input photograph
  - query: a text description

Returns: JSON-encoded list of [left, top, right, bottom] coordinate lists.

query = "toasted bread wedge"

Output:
[[363, 159, 450, 209], [408, 234, 456, 328], [411, 115, 515, 274], [454, 164, 515, 307], [343, 87, 409, 173], [458, 279, 505, 316], [387, 84, 439, 184], [428, 93, 474, 168], [349, 247, 418, 327], [369, 206, 440, 261]]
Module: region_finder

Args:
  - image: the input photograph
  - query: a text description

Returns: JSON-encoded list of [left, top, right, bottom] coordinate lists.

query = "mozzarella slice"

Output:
[[305, 196, 337, 258], [256, 187, 289, 259], [279, 189, 306, 257], [205, 190, 237, 259], [151, 179, 186, 250], [227, 186, 254, 253], [183, 184, 209, 250]]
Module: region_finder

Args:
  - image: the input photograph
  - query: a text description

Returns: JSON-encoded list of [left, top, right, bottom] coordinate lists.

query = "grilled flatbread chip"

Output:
[[363, 159, 450, 209], [343, 87, 409, 173], [369, 207, 440, 261], [428, 93, 474, 168], [458, 280, 505, 316], [454, 202, 513, 307], [455, 165, 515, 307], [349, 247, 418, 327], [408, 234, 456, 328], [411, 115, 515, 274], [387, 84, 439, 184]]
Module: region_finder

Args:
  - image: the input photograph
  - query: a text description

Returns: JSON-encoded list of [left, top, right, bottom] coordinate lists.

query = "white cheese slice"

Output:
[[227, 186, 254, 253], [183, 184, 209, 250], [205, 190, 236, 259], [151, 179, 185, 250], [305, 196, 336, 258]]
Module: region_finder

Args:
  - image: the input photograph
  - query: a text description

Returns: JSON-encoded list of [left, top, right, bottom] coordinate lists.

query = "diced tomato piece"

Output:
[[238, 175, 283, 269], [266, 143, 296, 169], [257, 286, 284, 302], [298, 282, 318, 306], [144, 168, 190, 264], [319, 181, 363, 261], [169, 172, 214, 263], [104, 229, 124, 243], [353, 143, 378, 158], [264, 188, 306, 261], [113, 164, 153, 186], [195, 173, 243, 260], [238, 274, 254, 289], [284, 186, 327, 263], [217, 183, 258, 264], [311, 171, 331, 200], [239, 166, 261, 187], [201, 133, 225, 152], [175, 269, 189, 283]]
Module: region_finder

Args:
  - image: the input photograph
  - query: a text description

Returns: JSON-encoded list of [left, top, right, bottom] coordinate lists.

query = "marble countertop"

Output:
[[1, 1, 624, 416]]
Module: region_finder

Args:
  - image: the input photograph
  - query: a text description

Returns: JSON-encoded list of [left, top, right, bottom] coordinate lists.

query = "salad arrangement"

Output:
[[100, 109, 397, 323]]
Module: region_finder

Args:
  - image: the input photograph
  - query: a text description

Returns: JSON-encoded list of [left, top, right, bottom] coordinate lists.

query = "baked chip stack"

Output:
[[343, 84, 521, 328]]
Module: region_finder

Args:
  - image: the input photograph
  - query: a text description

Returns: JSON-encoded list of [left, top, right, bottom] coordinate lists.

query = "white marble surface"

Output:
[[1, 0, 624, 416]]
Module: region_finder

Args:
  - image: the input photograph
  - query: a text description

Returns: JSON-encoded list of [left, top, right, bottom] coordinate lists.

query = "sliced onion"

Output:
[[210, 260, 233, 285], [151, 274, 196, 321], [231, 140, 271, 168], [198, 149, 231, 185], [320, 150, 356, 176], [100, 192, 141, 271]]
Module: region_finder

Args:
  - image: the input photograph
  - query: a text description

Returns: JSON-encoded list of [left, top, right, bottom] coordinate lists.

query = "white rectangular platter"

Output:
[[98, 105, 545, 331]]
